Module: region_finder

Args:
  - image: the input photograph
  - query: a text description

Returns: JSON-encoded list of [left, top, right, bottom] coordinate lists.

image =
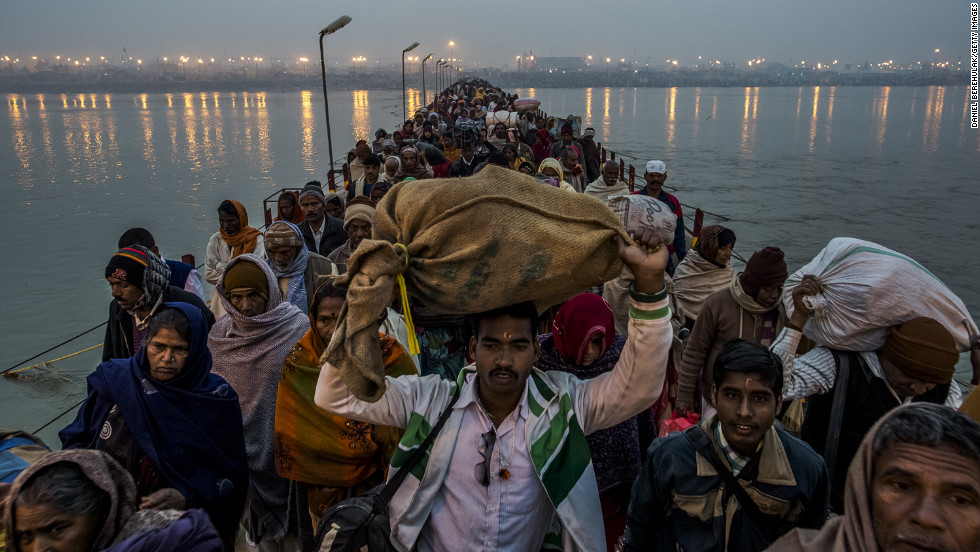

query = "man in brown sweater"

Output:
[[676, 246, 788, 417]]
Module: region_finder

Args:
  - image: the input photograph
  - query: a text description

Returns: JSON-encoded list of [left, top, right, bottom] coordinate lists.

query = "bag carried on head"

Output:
[[326, 166, 630, 402], [315, 387, 460, 551]]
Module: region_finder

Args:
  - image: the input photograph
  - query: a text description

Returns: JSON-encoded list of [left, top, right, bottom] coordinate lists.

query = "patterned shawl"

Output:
[[266, 221, 311, 314], [220, 199, 263, 257], [208, 254, 309, 540], [275, 325, 416, 487]]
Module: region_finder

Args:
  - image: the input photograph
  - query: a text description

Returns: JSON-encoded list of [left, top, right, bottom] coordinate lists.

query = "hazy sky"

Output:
[[1, 0, 969, 69]]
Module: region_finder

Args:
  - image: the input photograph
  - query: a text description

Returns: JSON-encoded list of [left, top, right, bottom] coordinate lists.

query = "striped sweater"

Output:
[[314, 287, 673, 551]]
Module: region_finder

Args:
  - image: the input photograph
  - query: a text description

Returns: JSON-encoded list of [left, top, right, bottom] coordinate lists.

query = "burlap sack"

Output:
[[324, 166, 631, 401], [607, 195, 676, 245]]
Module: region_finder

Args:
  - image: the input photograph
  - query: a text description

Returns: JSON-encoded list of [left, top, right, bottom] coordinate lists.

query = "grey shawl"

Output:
[[208, 254, 309, 540]]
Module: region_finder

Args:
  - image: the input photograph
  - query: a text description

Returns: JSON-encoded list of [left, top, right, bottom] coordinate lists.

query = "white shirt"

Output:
[[418, 373, 556, 552], [771, 327, 962, 407], [310, 217, 326, 251]]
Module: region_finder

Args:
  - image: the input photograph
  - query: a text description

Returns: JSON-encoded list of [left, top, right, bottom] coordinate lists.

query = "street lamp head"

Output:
[[423, 53, 433, 62], [403, 42, 420, 54], [321, 15, 352, 35]]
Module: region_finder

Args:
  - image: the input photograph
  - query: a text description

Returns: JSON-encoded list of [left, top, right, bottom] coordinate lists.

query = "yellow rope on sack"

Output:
[[393, 243, 420, 355]]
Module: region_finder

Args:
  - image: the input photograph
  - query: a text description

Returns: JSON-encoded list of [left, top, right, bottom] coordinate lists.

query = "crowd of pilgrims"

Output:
[[2, 79, 979, 552]]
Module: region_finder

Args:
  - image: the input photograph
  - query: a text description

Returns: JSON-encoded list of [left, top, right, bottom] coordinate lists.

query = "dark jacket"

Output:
[[801, 351, 949, 513], [298, 216, 348, 257], [103, 286, 214, 362], [624, 417, 829, 552], [449, 157, 479, 178]]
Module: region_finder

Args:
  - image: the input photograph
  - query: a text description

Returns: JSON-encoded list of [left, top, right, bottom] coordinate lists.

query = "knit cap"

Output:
[[298, 185, 326, 206], [882, 317, 957, 384], [738, 246, 788, 297], [344, 196, 376, 230], [105, 247, 150, 287], [223, 260, 269, 300], [355, 140, 371, 157], [265, 221, 302, 248]]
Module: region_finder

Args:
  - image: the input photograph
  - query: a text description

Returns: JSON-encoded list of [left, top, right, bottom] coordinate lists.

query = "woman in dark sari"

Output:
[[60, 302, 248, 550]]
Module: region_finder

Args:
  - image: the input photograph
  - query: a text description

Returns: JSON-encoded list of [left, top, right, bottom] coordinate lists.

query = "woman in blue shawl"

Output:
[[59, 302, 248, 550]]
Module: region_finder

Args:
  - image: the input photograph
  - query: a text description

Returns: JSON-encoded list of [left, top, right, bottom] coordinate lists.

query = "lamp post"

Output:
[[420, 53, 433, 107], [319, 15, 351, 175], [402, 42, 419, 122]]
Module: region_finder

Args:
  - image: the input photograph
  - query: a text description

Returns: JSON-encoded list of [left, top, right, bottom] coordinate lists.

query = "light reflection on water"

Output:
[[1, 85, 978, 444]]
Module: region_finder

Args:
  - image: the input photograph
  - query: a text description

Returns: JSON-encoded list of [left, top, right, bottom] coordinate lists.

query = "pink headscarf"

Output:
[[551, 293, 616, 365]]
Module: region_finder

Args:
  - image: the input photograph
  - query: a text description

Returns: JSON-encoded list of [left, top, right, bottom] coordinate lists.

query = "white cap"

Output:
[[645, 160, 666, 174]]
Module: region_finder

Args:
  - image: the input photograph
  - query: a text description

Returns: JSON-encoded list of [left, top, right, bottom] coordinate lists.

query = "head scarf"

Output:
[[693, 225, 736, 267], [57, 303, 248, 544], [371, 181, 394, 202], [537, 324, 639, 492], [274, 283, 417, 487], [209, 254, 309, 540], [551, 293, 616, 365], [3, 450, 224, 551], [532, 129, 552, 161], [767, 404, 980, 552], [394, 145, 430, 181], [264, 221, 312, 314], [219, 200, 262, 257], [4, 450, 135, 550], [274, 191, 304, 224], [538, 158, 564, 184], [324, 190, 347, 218], [223, 258, 269, 301]]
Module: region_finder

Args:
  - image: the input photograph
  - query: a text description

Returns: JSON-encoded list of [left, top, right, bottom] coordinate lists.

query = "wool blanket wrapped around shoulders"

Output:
[[208, 254, 310, 541]]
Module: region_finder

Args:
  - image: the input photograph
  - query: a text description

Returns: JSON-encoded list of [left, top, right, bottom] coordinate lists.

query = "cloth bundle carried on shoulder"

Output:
[[325, 165, 630, 401], [782, 237, 980, 352]]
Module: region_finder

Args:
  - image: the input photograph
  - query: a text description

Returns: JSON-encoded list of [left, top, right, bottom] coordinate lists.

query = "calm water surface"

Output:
[[2, 86, 978, 444]]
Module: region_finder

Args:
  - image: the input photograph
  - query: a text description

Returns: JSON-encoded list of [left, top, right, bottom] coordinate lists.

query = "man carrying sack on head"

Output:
[[773, 275, 963, 513], [311, 166, 677, 551]]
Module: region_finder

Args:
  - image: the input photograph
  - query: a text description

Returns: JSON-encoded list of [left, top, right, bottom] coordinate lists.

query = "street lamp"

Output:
[[437, 58, 445, 91], [402, 41, 419, 122], [319, 15, 352, 177], [421, 53, 433, 107]]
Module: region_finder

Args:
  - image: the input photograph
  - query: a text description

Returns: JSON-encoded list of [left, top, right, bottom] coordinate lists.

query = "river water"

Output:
[[1, 86, 978, 445]]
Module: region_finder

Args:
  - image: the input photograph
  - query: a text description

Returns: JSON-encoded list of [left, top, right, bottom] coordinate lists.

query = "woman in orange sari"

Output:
[[274, 280, 416, 542], [204, 199, 264, 319]]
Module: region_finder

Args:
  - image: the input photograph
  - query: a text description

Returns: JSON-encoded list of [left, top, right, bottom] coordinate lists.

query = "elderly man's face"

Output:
[[347, 219, 372, 251], [563, 150, 579, 169], [266, 245, 300, 271], [602, 163, 619, 186], [880, 356, 940, 399], [871, 443, 980, 552], [644, 171, 667, 192], [402, 150, 418, 169], [384, 158, 399, 175]]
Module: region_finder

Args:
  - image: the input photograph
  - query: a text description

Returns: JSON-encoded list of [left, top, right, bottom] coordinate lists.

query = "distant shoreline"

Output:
[[0, 69, 968, 95]]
